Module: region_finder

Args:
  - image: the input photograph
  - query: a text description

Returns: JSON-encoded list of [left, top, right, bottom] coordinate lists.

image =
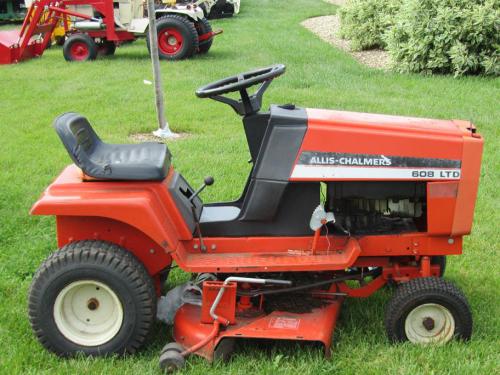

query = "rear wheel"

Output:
[[28, 240, 156, 356], [385, 277, 472, 344], [148, 15, 198, 60], [63, 34, 98, 62], [196, 18, 213, 54], [98, 40, 116, 56]]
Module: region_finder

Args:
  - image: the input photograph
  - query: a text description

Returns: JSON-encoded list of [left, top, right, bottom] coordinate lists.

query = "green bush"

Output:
[[385, 0, 500, 76], [339, 0, 402, 51], [339, 0, 499, 76]]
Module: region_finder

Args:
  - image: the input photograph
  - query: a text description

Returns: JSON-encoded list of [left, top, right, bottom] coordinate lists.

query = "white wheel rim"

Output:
[[405, 303, 455, 344], [53, 280, 124, 346]]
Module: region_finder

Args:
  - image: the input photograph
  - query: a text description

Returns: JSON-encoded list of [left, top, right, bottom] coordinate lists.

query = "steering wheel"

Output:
[[195, 64, 286, 115]]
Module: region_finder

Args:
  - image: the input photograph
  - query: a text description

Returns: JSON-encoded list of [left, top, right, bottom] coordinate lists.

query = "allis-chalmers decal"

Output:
[[292, 152, 461, 180]]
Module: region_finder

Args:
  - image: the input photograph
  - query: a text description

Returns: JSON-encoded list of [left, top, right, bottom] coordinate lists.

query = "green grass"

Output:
[[0, 0, 499, 373]]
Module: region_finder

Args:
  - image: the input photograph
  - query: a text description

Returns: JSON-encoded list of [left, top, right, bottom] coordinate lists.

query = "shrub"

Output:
[[384, 0, 500, 76], [339, 0, 402, 51]]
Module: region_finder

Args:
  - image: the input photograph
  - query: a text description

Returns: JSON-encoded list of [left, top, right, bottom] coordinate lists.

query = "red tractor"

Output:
[[0, 0, 219, 64], [28, 65, 483, 371]]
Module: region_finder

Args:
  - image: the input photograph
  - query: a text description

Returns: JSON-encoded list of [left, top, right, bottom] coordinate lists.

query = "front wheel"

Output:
[[28, 241, 156, 356], [63, 34, 98, 62], [385, 277, 472, 344]]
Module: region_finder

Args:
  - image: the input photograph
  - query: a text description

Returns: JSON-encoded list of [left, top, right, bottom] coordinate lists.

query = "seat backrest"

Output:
[[53, 112, 103, 176]]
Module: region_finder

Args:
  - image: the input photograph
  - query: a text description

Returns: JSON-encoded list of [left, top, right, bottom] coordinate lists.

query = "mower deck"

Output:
[[173, 299, 343, 360]]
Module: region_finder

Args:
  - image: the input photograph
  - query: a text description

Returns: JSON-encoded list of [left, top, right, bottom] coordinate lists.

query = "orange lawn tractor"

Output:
[[28, 65, 483, 372]]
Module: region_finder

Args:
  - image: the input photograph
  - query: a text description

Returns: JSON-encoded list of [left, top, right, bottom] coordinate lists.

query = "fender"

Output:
[[155, 7, 204, 22], [31, 165, 192, 274]]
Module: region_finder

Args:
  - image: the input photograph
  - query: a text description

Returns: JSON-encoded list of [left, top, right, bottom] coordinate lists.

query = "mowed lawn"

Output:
[[0, 0, 499, 373]]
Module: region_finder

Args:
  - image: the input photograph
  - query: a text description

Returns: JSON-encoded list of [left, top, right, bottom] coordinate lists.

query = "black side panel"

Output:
[[236, 105, 307, 222], [201, 183, 319, 237], [243, 113, 270, 162], [168, 172, 202, 233], [238, 179, 288, 221], [199, 105, 312, 237], [252, 105, 307, 181]]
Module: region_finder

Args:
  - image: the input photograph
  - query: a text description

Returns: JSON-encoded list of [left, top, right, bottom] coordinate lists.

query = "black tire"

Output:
[[159, 349, 185, 373], [160, 342, 184, 355], [196, 18, 213, 54], [98, 40, 116, 56], [28, 240, 156, 357], [214, 338, 235, 362], [63, 33, 98, 62], [55, 35, 65, 46], [432, 256, 447, 277], [148, 15, 199, 60], [385, 277, 472, 344]]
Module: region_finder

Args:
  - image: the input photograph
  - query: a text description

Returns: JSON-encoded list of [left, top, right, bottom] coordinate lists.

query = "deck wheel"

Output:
[[160, 342, 184, 355], [159, 345, 186, 373]]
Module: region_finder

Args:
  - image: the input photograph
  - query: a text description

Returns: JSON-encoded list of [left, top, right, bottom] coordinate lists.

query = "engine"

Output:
[[325, 181, 426, 234]]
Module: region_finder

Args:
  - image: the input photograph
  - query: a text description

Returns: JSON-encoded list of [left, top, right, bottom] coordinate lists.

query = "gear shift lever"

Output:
[[189, 176, 214, 202]]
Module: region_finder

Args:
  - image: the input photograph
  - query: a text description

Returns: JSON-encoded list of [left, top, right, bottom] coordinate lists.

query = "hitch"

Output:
[[198, 29, 223, 43]]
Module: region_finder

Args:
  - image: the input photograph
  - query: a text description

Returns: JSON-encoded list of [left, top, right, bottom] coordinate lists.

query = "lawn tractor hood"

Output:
[[292, 108, 482, 182], [288, 107, 483, 236]]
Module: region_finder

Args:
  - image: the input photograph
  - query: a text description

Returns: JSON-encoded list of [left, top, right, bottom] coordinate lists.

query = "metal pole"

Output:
[[147, 0, 177, 138]]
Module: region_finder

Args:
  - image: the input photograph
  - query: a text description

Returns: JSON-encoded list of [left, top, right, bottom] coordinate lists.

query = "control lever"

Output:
[[190, 177, 214, 253], [189, 176, 214, 202]]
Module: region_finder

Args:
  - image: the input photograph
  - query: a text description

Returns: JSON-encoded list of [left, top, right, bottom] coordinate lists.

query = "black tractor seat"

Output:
[[54, 113, 171, 181]]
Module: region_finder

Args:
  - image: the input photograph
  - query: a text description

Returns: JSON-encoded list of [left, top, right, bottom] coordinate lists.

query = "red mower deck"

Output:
[[174, 299, 343, 360]]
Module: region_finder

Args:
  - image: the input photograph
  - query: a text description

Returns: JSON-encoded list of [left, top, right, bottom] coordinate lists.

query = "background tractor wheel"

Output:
[[63, 34, 98, 62], [148, 15, 199, 60], [196, 18, 213, 54], [385, 277, 472, 344], [28, 240, 156, 356], [55, 35, 65, 46], [98, 40, 116, 56]]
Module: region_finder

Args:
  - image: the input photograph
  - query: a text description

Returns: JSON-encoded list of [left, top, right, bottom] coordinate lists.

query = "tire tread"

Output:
[[28, 240, 156, 356], [385, 277, 472, 343]]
